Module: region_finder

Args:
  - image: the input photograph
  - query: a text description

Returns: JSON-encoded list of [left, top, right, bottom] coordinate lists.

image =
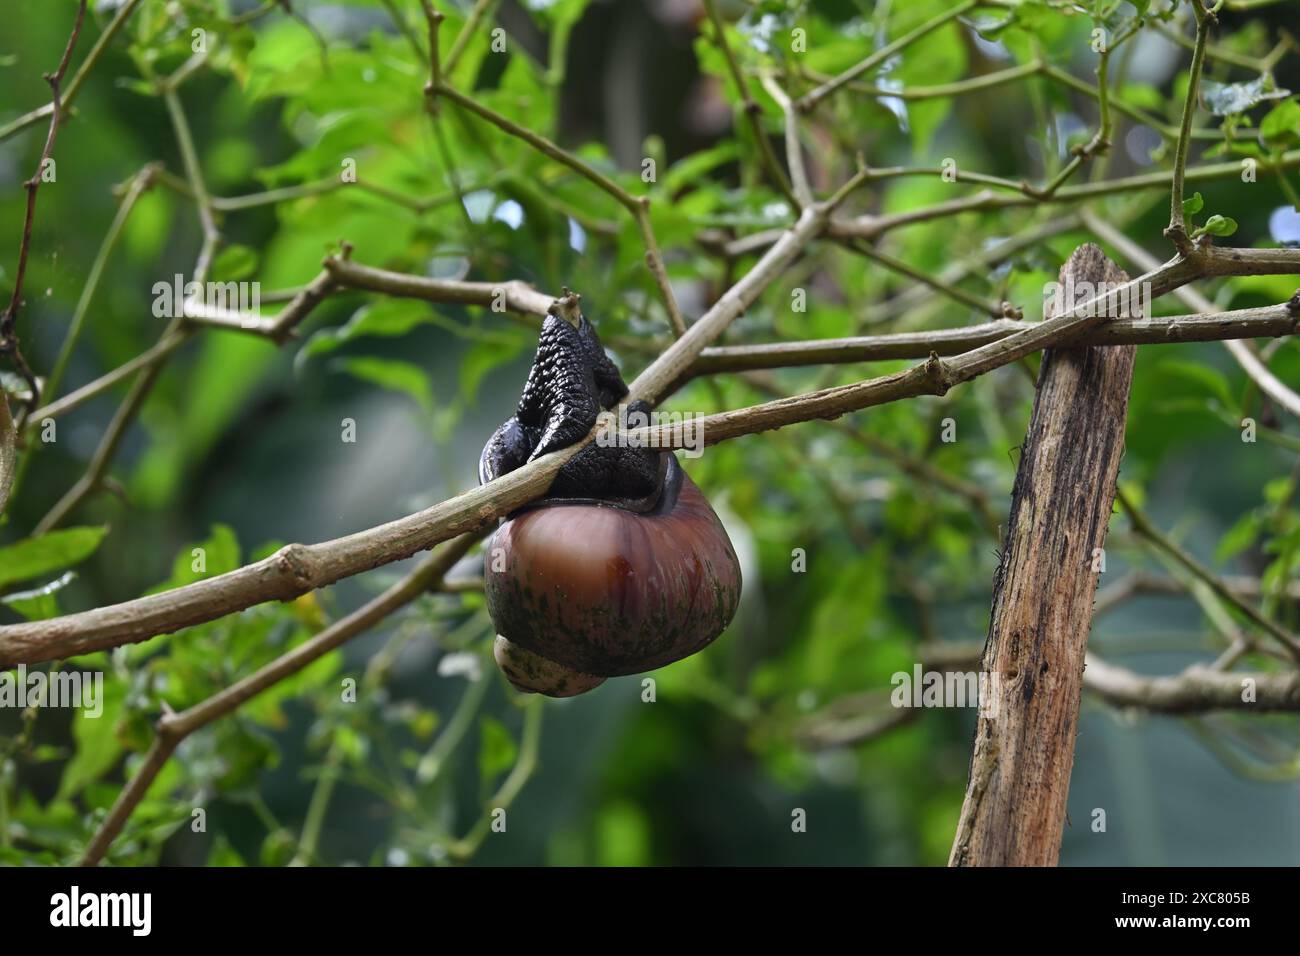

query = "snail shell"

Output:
[[485, 453, 742, 696]]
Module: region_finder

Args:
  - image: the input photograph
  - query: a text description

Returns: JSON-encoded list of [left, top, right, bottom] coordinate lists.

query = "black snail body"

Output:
[[479, 291, 742, 697]]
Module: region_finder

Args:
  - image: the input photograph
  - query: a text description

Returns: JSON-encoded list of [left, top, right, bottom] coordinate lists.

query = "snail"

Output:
[[478, 290, 741, 698]]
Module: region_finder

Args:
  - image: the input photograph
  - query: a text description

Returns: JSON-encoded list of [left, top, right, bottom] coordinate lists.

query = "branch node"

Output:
[[274, 543, 317, 591], [548, 287, 583, 326], [923, 351, 955, 395]]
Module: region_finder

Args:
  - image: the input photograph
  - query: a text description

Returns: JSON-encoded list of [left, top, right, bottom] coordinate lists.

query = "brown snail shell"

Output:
[[485, 453, 742, 696]]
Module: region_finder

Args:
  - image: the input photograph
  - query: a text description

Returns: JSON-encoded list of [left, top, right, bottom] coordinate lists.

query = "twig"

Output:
[[758, 73, 811, 208], [40, 164, 160, 412], [78, 532, 484, 866], [431, 76, 686, 337], [0, 0, 89, 418], [739, 372, 1003, 539], [447, 696, 544, 861], [1165, 4, 1213, 253], [1082, 208, 1300, 419], [0, 0, 141, 144], [35, 80, 218, 534], [724, 148, 1300, 254], [417, 0, 445, 100], [443, 0, 502, 78], [634, 202, 689, 337], [0, 176, 869, 666], [434, 83, 639, 211], [1117, 488, 1300, 662], [7, 239, 1300, 666], [797, 0, 977, 112], [677, 301, 1300, 380], [700, 0, 796, 206], [1084, 654, 1300, 713]]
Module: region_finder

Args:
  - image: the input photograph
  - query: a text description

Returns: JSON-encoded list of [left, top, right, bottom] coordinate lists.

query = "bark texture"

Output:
[[949, 244, 1138, 867]]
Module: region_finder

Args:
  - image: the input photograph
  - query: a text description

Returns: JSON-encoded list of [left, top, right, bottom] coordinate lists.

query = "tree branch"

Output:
[[0, 0, 89, 417], [678, 300, 1300, 380], [1083, 654, 1300, 714], [78, 530, 484, 866], [1082, 208, 1300, 420]]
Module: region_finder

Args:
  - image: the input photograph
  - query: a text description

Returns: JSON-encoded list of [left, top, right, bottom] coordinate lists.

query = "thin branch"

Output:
[[434, 83, 639, 211], [917, 642, 1300, 714], [634, 202, 689, 337], [417, 0, 445, 99], [325, 257, 555, 316], [41, 164, 160, 411], [700, 0, 796, 206], [27, 331, 189, 424], [0, 0, 141, 144], [758, 72, 811, 208], [444, 0, 502, 78], [841, 239, 1013, 318], [739, 372, 1003, 539], [718, 147, 1300, 254], [431, 75, 686, 336], [1082, 208, 1300, 420], [0, 0, 89, 417], [1165, 5, 1213, 253], [0, 189, 861, 667], [679, 301, 1300, 380], [8, 237, 1300, 666], [447, 696, 543, 860], [34, 78, 219, 534], [78, 531, 484, 866], [1117, 488, 1300, 662], [6, 164, 160, 503], [801, 59, 1040, 103], [1083, 654, 1300, 714], [797, 0, 977, 112]]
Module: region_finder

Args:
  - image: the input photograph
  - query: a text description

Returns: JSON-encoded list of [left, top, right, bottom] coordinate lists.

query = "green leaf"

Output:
[[0, 526, 109, 590], [478, 715, 517, 787], [335, 357, 433, 414], [206, 835, 247, 867], [1260, 98, 1300, 151], [150, 524, 242, 594], [260, 829, 296, 867], [298, 300, 434, 363], [1156, 358, 1234, 409], [663, 143, 741, 196], [1182, 191, 1204, 216], [56, 678, 124, 800], [0, 571, 75, 621], [1216, 511, 1261, 563], [211, 243, 259, 281], [1203, 214, 1238, 238], [460, 338, 524, 405], [596, 801, 651, 867]]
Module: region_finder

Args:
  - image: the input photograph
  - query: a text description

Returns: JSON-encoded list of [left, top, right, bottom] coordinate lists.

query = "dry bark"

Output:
[[949, 244, 1138, 867]]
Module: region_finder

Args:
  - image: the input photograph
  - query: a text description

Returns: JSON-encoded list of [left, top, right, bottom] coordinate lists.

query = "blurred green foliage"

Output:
[[1, 0, 1299, 866]]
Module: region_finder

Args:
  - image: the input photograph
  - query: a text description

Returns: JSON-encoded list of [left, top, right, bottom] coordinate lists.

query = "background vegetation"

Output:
[[1, 0, 1298, 866]]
